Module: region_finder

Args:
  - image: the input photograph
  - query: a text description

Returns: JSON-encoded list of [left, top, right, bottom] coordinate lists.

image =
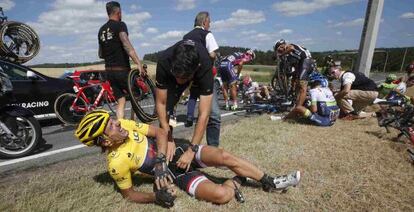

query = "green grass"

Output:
[[1, 116, 413, 211]]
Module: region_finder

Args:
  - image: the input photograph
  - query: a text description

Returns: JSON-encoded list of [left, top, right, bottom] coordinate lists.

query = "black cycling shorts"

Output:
[[105, 71, 129, 99], [295, 58, 314, 81]]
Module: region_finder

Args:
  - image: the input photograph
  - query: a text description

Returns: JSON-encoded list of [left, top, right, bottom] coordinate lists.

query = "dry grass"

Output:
[[1, 116, 414, 211]]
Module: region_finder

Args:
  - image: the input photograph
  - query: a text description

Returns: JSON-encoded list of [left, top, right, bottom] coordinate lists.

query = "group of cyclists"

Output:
[[71, 0, 413, 208]]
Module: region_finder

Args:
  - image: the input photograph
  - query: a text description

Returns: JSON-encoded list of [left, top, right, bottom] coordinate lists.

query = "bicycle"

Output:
[[54, 70, 118, 125], [54, 69, 157, 125], [376, 92, 414, 163], [270, 56, 295, 104], [0, 7, 40, 64]]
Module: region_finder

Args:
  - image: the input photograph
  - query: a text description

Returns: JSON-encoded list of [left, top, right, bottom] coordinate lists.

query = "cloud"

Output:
[[212, 9, 265, 31], [154, 30, 187, 41], [241, 30, 257, 35], [273, 0, 358, 16], [331, 18, 364, 27], [210, 0, 219, 3], [279, 29, 293, 35], [175, 0, 196, 11], [336, 31, 342, 35], [0, 0, 15, 11], [146, 27, 159, 33], [140, 42, 152, 47], [28, 0, 151, 36], [400, 12, 414, 19]]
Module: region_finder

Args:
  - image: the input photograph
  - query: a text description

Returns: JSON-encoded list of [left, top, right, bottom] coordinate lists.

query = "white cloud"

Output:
[[241, 30, 257, 35], [273, 0, 358, 16], [146, 27, 159, 33], [28, 0, 151, 36], [154, 30, 187, 41], [0, 0, 15, 11], [130, 4, 141, 11], [400, 12, 414, 19], [212, 9, 265, 31], [331, 18, 364, 27], [175, 0, 196, 11], [336, 31, 343, 35], [279, 29, 293, 35], [141, 42, 152, 47]]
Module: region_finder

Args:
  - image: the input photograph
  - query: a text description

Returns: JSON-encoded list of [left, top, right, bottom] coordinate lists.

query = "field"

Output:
[[1, 116, 413, 211]]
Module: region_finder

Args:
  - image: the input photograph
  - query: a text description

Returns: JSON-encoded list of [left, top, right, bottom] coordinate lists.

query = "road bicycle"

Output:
[[54, 69, 157, 125], [376, 92, 414, 163], [270, 56, 295, 104]]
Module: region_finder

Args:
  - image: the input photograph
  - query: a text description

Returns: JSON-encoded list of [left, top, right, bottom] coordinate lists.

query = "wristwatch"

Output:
[[190, 144, 199, 153]]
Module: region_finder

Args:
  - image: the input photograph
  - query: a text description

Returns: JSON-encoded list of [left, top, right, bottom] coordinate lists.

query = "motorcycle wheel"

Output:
[[0, 116, 41, 158]]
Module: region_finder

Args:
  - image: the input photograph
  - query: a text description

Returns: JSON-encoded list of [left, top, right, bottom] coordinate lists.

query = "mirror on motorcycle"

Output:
[[27, 70, 39, 80]]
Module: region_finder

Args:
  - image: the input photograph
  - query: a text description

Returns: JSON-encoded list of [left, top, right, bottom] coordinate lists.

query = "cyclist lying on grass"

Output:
[[241, 75, 271, 104], [284, 75, 340, 126], [74, 109, 301, 207]]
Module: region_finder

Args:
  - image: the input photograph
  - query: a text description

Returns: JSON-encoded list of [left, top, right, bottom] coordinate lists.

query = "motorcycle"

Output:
[[0, 70, 42, 158]]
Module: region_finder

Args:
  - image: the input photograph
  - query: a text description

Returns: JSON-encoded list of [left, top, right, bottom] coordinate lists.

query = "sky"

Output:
[[0, 0, 413, 65]]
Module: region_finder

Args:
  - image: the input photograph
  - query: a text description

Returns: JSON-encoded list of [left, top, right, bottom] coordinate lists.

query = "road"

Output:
[[0, 72, 392, 173]]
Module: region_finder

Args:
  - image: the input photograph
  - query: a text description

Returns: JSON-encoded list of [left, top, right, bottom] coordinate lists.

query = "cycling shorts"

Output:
[[169, 143, 209, 196], [294, 58, 314, 81], [105, 71, 129, 99], [219, 61, 238, 85]]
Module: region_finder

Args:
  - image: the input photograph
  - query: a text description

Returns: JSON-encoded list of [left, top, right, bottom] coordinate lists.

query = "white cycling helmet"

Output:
[[246, 49, 255, 60]]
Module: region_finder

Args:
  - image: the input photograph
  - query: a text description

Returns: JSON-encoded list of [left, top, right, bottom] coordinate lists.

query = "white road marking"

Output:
[[0, 110, 245, 167]]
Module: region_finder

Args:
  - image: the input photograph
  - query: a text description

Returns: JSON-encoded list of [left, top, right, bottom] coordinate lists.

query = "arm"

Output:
[[146, 125, 168, 157], [155, 88, 171, 141], [310, 104, 318, 113], [191, 94, 213, 145], [335, 84, 351, 99], [120, 188, 156, 203], [119, 31, 143, 72], [237, 61, 244, 75]]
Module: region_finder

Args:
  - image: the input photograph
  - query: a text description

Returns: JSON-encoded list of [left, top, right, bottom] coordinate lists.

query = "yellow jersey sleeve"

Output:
[[119, 119, 150, 136], [108, 160, 132, 190]]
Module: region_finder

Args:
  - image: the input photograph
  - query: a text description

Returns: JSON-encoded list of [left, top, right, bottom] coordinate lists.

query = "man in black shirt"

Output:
[[155, 39, 213, 170], [98, 1, 144, 119]]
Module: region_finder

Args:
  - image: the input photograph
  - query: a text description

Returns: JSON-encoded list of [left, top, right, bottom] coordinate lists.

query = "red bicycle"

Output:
[[54, 69, 157, 125], [54, 70, 118, 125]]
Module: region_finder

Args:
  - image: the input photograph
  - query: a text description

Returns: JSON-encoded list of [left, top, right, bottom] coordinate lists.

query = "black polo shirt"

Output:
[[156, 41, 213, 96]]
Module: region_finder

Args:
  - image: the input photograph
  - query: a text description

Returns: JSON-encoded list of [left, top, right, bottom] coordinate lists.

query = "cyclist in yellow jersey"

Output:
[[75, 109, 301, 207]]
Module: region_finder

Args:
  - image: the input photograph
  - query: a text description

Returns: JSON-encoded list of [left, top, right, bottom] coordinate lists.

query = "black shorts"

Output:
[[168, 143, 209, 196], [295, 58, 314, 81], [105, 71, 129, 99]]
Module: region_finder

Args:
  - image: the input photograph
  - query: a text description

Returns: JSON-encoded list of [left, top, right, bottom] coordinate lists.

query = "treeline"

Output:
[[144, 46, 414, 72], [29, 60, 104, 68]]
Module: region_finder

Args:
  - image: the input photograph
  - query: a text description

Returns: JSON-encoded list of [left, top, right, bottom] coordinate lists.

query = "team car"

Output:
[[0, 59, 73, 120]]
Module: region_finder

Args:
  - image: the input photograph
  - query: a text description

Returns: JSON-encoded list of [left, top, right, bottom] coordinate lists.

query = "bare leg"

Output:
[[194, 179, 235, 204], [199, 146, 264, 181], [230, 83, 238, 104], [222, 83, 229, 103]]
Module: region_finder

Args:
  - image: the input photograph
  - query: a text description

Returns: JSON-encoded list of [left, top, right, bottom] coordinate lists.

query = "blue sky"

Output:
[[1, 0, 413, 64]]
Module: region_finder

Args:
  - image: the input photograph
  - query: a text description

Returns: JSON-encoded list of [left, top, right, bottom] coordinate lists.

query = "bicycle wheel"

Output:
[[271, 68, 289, 99], [127, 70, 157, 123], [54, 93, 88, 125]]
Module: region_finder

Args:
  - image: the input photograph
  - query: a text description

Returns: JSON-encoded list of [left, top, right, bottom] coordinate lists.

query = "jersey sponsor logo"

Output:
[[115, 177, 127, 182], [133, 131, 144, 143], [134, 155, 141, 165], [110, 151, 120, 159], [135, 123, 144, 129], [111, 168, 119, 176], [11, 101, 49, 109]]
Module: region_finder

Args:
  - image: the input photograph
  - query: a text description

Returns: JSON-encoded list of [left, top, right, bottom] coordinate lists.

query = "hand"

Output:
[[166, 141, 176, 163], [153, 154, 174, 190], [154, 184, 177, 208], [176, 149, 195, 172]]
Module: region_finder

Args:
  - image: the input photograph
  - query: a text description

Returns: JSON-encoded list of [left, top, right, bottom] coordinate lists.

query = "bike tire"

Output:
[[127, 70, 157, 123], [54, 93, 88, 125], [0, 21, 40, 64], [0, 116, 41, 158]]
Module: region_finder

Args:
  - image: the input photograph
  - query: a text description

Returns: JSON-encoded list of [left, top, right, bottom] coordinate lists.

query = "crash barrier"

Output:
[[0, 7, 40, 64]]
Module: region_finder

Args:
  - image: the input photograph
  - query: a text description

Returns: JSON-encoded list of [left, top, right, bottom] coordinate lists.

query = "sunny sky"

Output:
[[1, 0, 413, 64]]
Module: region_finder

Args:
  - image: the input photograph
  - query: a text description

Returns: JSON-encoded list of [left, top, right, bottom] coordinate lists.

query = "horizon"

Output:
[[1, 0, 413, 65]]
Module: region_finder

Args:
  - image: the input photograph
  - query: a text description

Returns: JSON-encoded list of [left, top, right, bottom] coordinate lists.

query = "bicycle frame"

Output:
[[67, 71, 117, 113]]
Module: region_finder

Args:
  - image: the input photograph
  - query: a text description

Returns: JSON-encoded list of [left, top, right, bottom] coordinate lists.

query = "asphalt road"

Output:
[[0, 72, 392, 173]]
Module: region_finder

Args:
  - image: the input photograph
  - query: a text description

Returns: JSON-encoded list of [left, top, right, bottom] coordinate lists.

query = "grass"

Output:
[[1, 116, 413, 211]]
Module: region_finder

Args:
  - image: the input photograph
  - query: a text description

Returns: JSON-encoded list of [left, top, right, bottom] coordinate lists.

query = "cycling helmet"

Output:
[[242, 75, 252, 86], [406, 62, 414, 74], [273, 39, 286, 51], [246, 49, 255, 60], [385, 74, 397, 83], [143, 64, 147, 69], [75, 109, 111, 146], [309, 72, 328, 88]]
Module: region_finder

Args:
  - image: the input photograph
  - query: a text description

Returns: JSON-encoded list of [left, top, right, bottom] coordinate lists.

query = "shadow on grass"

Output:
[[93, 171, 154, 193]]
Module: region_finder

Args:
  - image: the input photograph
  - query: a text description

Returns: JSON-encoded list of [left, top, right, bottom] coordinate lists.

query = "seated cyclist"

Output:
[[219, 49, 255, 110], [273, 39, 313, 106], [242, 75, 271, 104], [75, 110, 301, 207], [284, 74, 339, 127]]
